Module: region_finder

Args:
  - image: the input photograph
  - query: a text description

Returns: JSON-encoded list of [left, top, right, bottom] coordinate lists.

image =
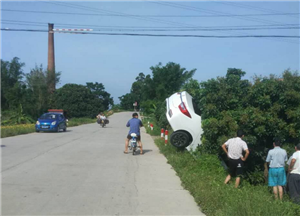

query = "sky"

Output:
[[1, 1, 299, 104]]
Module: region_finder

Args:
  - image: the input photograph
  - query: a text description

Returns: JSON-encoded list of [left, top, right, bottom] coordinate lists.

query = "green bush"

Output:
[[184, 69, 300, 182]]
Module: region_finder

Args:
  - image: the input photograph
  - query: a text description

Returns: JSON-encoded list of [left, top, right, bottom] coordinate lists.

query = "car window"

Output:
[[193, 101, 202, 116], [40, 114, 58, 120]]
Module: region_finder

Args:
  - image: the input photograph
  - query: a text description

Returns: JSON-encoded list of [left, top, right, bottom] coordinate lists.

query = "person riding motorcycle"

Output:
[[97, 112, 107, 124], [124, 112, 143, 155]]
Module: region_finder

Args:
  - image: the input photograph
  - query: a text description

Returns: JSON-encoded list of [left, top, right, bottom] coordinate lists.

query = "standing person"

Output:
[[266, 138, 288, 200], [222, 130, 250, 188], [287, 143, 300, 204], [124, 113, 143, 155]]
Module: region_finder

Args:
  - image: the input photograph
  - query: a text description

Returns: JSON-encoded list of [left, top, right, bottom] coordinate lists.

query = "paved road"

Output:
[[1, 112, 205, 215]]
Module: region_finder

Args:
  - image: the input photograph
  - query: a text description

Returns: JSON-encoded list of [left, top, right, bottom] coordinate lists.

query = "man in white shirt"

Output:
[[222, 130, 249, 188], [288, 143, 300, 204]]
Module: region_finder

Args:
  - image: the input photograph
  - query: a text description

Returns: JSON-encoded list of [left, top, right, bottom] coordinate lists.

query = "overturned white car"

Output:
[[166, 91, 203, 151]]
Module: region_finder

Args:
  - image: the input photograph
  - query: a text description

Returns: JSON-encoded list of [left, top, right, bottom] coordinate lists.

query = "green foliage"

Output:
[[155, 138, 300, 216], [24, 65, 61, 117], [191, 68, 300, 182], [119, 62, 196, 129], [1, 57, 26, 109], [1, 105, 35, 125], [54, 83, 113, 118], [1, 57, 114, 124]]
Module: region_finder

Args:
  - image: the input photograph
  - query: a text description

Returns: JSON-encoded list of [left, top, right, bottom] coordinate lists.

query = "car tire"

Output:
[[63, 127, 67, 132], [36, 130, 40, 133], [170, 131, 191, 148]]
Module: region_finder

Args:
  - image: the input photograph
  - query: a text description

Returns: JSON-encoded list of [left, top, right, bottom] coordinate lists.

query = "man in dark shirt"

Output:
[[124, 113, 143, 154]]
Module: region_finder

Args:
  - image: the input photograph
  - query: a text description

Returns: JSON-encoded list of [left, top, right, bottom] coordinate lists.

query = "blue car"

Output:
[[36, 112, 67, 132]]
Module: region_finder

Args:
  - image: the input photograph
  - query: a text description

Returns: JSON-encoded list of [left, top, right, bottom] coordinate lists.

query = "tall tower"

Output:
[[48, 23, 55, 94]]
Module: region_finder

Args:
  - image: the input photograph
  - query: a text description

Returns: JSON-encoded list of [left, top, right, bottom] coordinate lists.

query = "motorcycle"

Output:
[[97, 118, 107, 128], [100, 119, 106, 128], [129, 133, 138, 155]]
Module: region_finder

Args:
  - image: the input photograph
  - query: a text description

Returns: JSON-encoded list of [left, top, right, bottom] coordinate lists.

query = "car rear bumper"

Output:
[[35, 125, 59, 131]]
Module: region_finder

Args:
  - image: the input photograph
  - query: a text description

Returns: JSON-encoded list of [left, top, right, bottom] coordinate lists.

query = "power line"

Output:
[[146, 0, 287, 25], [4, 1, 297, 44], [1, 28, 299, 38], [209, 0, 299, 19], [44, 1, 194, 28], [2, 21, 300, 32], [4, 23, 298, 32], [2, 19, 299, 29], [144, 1, 299, 44], [2, 9, 300, 18]]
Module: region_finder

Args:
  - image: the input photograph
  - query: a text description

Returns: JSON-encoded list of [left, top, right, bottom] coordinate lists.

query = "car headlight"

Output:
[[51, 121, 57, 125], [36, 121, 40, 125]]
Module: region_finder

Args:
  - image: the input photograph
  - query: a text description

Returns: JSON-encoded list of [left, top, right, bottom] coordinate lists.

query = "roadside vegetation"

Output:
[[120, 63, 300, 185], [155, 137, 300, 216], [1, 117, 97, 138], [1, 57, 115, 138], [119, 62, 300, 214]]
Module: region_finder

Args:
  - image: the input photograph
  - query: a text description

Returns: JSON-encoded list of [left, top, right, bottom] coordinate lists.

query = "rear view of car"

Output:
[[36, 112, 67, 132], [166, 91, 203, 151]]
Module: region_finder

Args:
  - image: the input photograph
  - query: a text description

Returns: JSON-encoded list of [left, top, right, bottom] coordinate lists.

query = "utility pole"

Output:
[[48, 23, 55, 94]]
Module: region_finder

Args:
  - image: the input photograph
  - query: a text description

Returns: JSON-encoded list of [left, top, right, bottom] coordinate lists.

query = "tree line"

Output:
[[119, 62, 300, 184], [1, 57, 114, 125]]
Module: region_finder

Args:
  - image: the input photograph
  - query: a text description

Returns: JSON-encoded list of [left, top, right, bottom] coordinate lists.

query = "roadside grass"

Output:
[[1, 124, 36, 138], [142, 116, 168, 136], [155, 138, 300, 216], [67, 117, 96, 127], [1, 117, 97, 138]]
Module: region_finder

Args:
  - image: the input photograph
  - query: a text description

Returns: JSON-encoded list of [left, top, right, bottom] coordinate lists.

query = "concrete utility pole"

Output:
[[48, 23, 55, 94]]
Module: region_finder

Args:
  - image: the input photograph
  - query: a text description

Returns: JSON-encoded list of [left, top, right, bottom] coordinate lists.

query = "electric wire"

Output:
[[144, 1, 299, 44], [208, 0, 299, 19], [1, 28, 299, 38], [2, 9, 300, 18], [2, 20, 300, 31]]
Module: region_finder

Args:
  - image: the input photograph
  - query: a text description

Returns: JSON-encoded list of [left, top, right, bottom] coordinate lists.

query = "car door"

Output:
[[58, 115, 63, 128]]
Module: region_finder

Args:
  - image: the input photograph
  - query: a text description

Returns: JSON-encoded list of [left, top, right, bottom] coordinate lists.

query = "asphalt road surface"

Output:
[[1, 112, 205, 215]]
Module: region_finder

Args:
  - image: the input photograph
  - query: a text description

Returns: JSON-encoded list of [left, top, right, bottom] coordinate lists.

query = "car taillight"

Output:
[[178, 102, 191, 118]]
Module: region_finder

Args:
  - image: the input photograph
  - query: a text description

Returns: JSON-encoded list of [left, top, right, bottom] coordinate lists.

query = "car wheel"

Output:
[[36, 130, 40, 133], [170, 131, 191, 148], [63, 127, 67, 132]]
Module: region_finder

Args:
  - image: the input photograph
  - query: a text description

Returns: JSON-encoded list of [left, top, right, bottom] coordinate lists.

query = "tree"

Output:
[[86, 82, 114, 110], [55, 83, 112, 118], [150, 62, 196, 101], [119, 62, 196, 129], [1, 57, 25, 109]]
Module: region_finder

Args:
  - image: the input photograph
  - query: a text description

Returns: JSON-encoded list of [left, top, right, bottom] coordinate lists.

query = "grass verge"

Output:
[[154, 138, 300, 216], [1, 117, 97, 138]]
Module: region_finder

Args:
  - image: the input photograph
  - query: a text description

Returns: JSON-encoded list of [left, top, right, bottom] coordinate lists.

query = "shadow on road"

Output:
[[36, 130, 73, 133], [141, 149, 152, 154]]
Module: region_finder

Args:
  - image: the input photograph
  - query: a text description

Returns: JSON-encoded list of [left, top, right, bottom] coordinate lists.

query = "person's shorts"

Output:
[[127, 134, 141, 141], [268, 167, 286, 187], [228, 158, 244, 177]]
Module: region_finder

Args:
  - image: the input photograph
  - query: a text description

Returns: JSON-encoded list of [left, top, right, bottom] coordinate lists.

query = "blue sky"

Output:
[[1, 1, 299, 104]]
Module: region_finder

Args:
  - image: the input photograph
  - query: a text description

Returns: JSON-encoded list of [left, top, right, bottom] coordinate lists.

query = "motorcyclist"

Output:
[[97, 112, 107, 124], [124, 112, 143, 155]]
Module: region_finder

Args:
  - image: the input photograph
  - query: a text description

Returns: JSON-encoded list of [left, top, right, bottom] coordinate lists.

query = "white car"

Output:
[[166, 91, 203, 151]]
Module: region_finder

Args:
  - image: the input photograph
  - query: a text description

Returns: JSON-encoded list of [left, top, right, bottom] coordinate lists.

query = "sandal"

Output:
[[124, 151, 128, 154]]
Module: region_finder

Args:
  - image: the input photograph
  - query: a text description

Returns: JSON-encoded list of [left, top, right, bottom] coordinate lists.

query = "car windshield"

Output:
[[40, 113, 58, 120]]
